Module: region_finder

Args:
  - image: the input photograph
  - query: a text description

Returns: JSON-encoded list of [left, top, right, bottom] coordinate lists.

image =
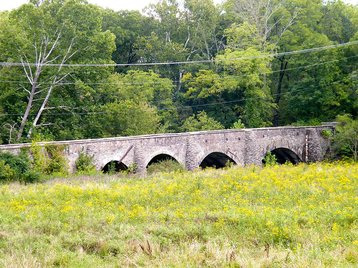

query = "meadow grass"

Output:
[[0, 162, 357, 267]]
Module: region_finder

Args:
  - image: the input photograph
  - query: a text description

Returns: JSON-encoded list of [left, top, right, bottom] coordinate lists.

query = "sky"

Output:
[[0, 0, 356, 12]]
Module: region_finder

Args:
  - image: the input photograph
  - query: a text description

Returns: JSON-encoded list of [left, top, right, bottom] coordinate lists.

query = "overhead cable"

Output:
[[0, 78, 353, 117], [0, 40, 357, 68], [0, 55, 357, 86]]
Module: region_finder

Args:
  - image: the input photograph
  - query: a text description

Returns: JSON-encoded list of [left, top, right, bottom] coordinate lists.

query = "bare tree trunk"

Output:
[[16, 65, 42, 141], [233, 0, 296, 49], [16, 32, 62, 141], [3, 123, 17, 144], [15, 31, 76, 141], [27, 39, 76, 139]]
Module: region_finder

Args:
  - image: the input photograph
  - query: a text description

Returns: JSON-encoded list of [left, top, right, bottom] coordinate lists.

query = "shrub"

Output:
[[0, 160, 15, 181], [333, 115, 358, 161], [44, 145, 68, 175], [30, 142, 69, 175], [30, 141, 48, 173], [291, 119, 322, 126], [127, 163, 138, 174], [321, 129, 333, 139], [231, 119, 245, 129], [263, 152, 278, 166], [0, 152, 30, 176], [21, 170, 41, 184], [75, 152, 96, 173], [0, 152, 40, 183]]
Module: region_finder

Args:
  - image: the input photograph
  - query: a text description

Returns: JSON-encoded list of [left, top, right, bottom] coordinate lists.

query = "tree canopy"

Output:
[[0, 0, 357, 145]]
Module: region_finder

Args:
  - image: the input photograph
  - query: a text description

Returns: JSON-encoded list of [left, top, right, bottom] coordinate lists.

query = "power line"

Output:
[[0, 78, 354, 118], [0, 55, 357, 86], [0, 41, 357, 68]]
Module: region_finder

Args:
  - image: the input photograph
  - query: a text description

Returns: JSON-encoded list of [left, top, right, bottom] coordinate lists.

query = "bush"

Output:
[[231, 119, 245, 129], [0, 160, 15, 181], [45, 145, 68, 175], [30, 142, 69, 175], [127, 163, 138, 174], [0, 143, 68, 183], [321, 129, 333, 139], [0, 152, 40, 183], [290, 119, 322, 126], [22, 170, 41, 184], [30, 141, 48, 173], [0, 152, 30, 176], [263, 152, 278, 166], [333, 115, 358, 161], [75, 152, 96, 173]]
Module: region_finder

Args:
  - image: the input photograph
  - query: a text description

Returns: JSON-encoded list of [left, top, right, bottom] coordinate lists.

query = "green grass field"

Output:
[[0, 162, 357, 267]]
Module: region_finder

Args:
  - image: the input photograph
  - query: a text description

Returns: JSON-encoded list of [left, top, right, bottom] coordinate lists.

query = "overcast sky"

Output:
[[0, 0, 357, 12]]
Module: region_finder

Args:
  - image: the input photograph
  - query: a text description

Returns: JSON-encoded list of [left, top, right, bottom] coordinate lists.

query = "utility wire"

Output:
[[0, 40, 357, 68], [0, 78, 354, 118], [0, 55, 357, 86]]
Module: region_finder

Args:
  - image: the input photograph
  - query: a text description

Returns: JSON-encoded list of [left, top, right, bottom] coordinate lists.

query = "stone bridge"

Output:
[[0, 125, 333, 173]]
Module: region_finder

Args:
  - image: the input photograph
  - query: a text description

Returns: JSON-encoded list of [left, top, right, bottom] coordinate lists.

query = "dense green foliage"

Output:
[[0, 163, 356, 266], [0, 142, 75, 183], [0, 0, 357, 144], [333, 114, 358, 160], [75, 152, 96, 173], [0, 151, 40, 183]]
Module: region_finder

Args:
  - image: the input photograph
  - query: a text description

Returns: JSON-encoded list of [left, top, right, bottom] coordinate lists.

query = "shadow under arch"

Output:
[[263, 148, 301, 165], [146, 154, 179, 168], [200, 152, 236, 169], [102, 161, 128, 173]]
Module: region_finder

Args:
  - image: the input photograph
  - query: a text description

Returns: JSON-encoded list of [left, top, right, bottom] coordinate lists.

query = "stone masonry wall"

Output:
[[0, 126, 333, 173]]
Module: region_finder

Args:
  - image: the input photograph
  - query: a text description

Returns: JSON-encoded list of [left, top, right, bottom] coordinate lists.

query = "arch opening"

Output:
[[146, 154, 182, 174], [263, 148, 301, 165], [102, 161, 128, 173], [146, 154, 179, 167], [200, 152, 236, 169]]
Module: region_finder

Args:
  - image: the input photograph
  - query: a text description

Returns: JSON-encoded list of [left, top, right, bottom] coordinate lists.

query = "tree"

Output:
[[0, 0, 115, 143], [181, 111, 224, 132], [101, 9, 156, 71], [17, 31, 76, 140], [144, 0, 226, 75], [134, 32, 188, 80], [180, 70, 240, 127], [321, 0, 357, 44], [97, 70, 178, 131], [183, 0, 223, 60], [224, 0, 297, 50], [333, 114, 358, 161], [216, 22, 275, 127], [100, 101, 162, 137]]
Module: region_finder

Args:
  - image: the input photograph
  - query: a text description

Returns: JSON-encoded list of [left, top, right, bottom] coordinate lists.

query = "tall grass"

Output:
[[0, 162, 357, 267], [147, 159, 184, 174]]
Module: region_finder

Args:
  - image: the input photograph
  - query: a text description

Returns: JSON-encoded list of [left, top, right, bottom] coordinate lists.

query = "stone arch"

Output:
[[102, 161, 128, 173], [199, 152, 236, 169], [263, 147, 301, 165], [146, 154, 180, 168]]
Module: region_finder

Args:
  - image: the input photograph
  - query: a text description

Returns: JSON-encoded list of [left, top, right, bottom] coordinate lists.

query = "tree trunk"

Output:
[[273, 58, 288, 127], [16, 70, 41, 141]]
